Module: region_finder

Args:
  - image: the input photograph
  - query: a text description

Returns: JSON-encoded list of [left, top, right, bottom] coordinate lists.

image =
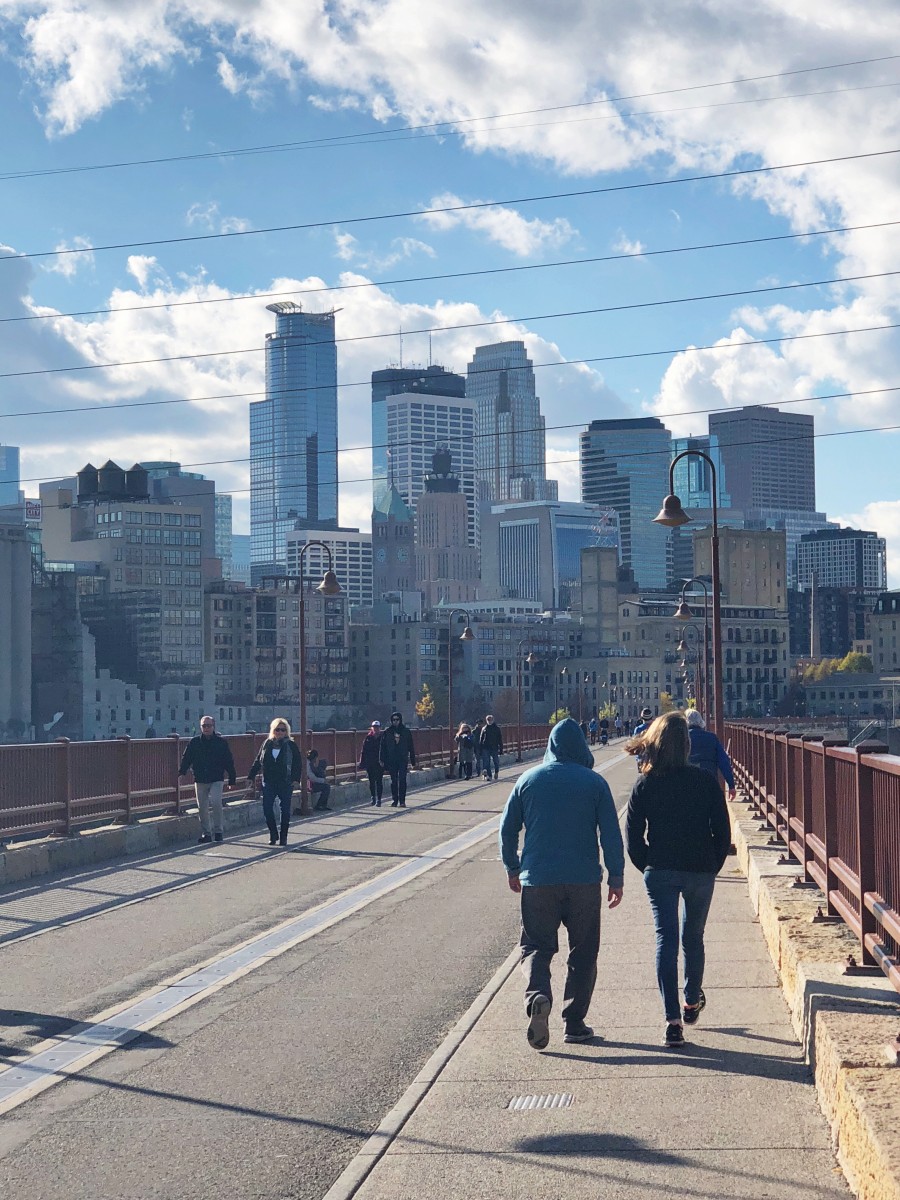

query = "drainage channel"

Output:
[[0, 809, 505, 1115]]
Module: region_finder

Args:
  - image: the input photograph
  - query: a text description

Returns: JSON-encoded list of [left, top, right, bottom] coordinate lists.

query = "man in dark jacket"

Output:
[[379, 712, 416, 807], [500, 718, 625, 1050], [685, 709, 736, 797], [179, 716, 236, 844], [479, 714, 504, 780]]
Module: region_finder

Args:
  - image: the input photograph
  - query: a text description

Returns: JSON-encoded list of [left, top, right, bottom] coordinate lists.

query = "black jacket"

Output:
[[626, 764, 731, 875], [179, 733, 236, 785], [479, 723, 503, 754], [359, 731, 383, 772], [380, 722, 416, 770], [248, 737, 302, 786]]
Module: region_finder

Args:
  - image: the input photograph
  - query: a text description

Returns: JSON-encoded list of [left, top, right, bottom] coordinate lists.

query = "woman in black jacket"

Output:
[[379, 712, 416, 807], [625, 711, 730, 1047], [247, 718, 303, 846], [359, 721, 384, 806]]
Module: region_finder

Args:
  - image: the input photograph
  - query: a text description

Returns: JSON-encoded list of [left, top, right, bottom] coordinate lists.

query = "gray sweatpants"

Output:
[[519, 882, 601, 1024], [196, 781, 225, 836]]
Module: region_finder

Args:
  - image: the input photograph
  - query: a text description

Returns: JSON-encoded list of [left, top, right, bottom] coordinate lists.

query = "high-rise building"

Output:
[[671, 435, 731, 509], [0, 522, 31, 733], [481, 500, 616, 611], [371, 364, 466, 504], [250, 302, 338, 579], [0, 444, 21, 507], [215, 494, 233, 579], [467, 341, 558, 504], [286, 527, 373, 610], [377, 377, 478, 546], [415, 449, 480, 609], [693, 527, 787, 610], [372, 486, 416, 599], [231, 534, 251, 586], [140, 461, 222, 580], [579, 417, 672, 590], [797, 527, 887, 591], [708, 405, 816, 511]]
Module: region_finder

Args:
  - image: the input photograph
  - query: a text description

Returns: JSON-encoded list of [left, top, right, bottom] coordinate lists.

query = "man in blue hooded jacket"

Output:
[[499, 718, 625, 1050]]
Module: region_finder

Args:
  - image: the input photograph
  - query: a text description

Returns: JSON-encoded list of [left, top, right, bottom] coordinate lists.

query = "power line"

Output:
[[2, 317, 897, 424], [29, 416, 900, 507], [5, 145, 900, 264], [6, 215, 898, 328], [18, 381, 900, 488], [4, 265, 898, 381], [4, 51, 899, 182]]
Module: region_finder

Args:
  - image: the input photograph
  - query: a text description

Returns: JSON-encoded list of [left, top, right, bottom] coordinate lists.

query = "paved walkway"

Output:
[[348, 797, 850, 1200]]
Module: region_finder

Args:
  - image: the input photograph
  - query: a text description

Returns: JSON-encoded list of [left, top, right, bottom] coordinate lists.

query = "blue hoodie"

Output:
[[499, 718, 625, 888]]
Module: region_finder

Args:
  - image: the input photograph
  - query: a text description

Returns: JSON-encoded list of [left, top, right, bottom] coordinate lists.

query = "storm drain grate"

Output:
[[507, 1093, 574, 1111]]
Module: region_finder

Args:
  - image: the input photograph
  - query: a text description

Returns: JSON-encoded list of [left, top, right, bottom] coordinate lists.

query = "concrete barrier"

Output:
[[0, 750, 543, 890], [729, 792, 900, 1200]]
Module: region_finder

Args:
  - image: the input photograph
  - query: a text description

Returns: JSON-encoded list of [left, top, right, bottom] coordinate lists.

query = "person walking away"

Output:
[[380, 712, 416, 807], [359, 720, 384, 806], [631, 706, 654, 771], [455, 723, 475, 779], [479, 714, 504, 780], [306, 749, 331, 811], [588, 716, 598, 745], [179, 715, 236, 844], [500, 717, 625, 1050], [625, 712, 731, 1048], [247, 718, 302, 846], [614, 714, 623, 739], [685, 709, 736, 798], [472, 719, 485, 778]]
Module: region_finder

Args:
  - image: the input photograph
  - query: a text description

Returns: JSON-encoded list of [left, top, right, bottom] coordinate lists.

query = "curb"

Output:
[[728, 794, 900, 1200], [322, 948, 521, 1200]]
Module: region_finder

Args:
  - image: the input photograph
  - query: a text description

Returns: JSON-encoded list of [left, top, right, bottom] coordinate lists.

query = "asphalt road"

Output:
[[0, 746, 633, 1200]]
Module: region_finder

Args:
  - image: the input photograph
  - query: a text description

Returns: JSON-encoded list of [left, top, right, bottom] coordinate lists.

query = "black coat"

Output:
[[380, 724, 416, 770], [359, 731, 383, 772], [179, 733, 236, 785], [248, 737, 302, 785], [479, 723, 503, 754]]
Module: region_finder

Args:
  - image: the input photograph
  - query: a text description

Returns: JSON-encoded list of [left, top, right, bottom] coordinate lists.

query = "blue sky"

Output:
[[1, 2, 899, 581]]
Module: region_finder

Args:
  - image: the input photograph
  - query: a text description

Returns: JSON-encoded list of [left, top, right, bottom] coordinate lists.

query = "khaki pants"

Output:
[[196, 781, 225, 836]]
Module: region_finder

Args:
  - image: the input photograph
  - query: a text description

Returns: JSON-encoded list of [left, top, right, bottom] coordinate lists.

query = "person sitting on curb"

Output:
[[306, 749, 331, 812], [247, 718, 302, 846], [499, 717, 625, 1051]]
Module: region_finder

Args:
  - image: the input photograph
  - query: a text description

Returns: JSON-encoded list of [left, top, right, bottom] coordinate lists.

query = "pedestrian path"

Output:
[[346, 849, 849, 1199]]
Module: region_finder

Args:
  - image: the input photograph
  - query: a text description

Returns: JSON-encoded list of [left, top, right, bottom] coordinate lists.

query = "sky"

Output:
[[1, 1, 899, 583]]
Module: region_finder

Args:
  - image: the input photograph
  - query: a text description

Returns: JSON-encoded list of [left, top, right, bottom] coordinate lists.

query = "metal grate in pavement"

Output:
[[507, 1093, 574, 1111]]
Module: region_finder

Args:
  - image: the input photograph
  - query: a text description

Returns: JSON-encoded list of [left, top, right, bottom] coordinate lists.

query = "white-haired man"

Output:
[[179, 716, 236, 844]]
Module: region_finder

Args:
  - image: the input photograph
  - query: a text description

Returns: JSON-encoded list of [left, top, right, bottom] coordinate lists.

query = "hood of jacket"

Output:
[[543, 717, 594, 768]]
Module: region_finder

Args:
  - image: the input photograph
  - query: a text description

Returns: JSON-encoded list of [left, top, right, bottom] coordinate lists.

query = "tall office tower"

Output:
[[580, 417, 672, 590], [0, 444, 21, 506], [415, 449, 481, 608], [379, 382, 478, 546], [467, 341, 558, 504], [140, 461, 221, 580], [372, 486, 416, 599], [371, 365, 466, 505], [797, 527, 887, 591], [671, 435, 731, 509], [250, 302, 338, 580], [214, 494, 233, 579], [708, 405, 816, 511], [286, 527, 373, 610]]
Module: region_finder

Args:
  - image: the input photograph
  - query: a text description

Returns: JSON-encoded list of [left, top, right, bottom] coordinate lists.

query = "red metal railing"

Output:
[[726, 722, 900, 994], [0, 724, 550, 842]]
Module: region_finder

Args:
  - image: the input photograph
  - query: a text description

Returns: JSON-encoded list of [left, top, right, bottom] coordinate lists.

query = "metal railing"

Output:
[[0, 724, 550, 842], [726, 722, 900, 994]]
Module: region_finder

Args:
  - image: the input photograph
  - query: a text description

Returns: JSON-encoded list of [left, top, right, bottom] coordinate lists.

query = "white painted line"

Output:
[[0, 811, 506, 1115]]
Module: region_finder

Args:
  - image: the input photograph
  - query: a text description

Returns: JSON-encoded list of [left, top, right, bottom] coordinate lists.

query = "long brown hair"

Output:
[[625, 711, 690, 775]]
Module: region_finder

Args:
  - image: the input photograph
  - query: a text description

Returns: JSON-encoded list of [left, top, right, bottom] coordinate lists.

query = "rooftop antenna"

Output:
[[399, 326, 404, 369], [428, 333, 433, 367]]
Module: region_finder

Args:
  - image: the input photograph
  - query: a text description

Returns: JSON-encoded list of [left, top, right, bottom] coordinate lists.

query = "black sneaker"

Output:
[[198, 833, 212, 844], [269, 833, 278, 845], [214, 833, 224, 843], [664, 1022, 685, 1048], [683, 989, 706, 1025], [563, 1021, 594, 1043], [527, 994, 551, 1050]]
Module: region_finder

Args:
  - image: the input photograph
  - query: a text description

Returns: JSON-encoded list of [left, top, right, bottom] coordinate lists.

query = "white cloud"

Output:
[[126, 255, 164, 290], [331, 229, 436, 271], [42, 235, 94, 278], [612, 232, 645, 257], [417, 192, 577, 256], [186, 201, 252, 234]]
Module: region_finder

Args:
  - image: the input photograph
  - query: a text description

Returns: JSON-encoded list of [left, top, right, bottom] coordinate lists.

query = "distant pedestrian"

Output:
[[631, 707, 654, 771], [359, 720, 384, 806], [625, 712, 731, 1048], [179, 715, 236, 844], [380, 712, 416, 807], [500, 718, 624, 1050], [685, 709, 736, 798], [306, 749, 331, 811], [455, 723, 475, 780], [588, 716, 598, 745], [479, 714, 504, 780], [472, 719, 485, 778], [614, 715, 623, 739], [247, 718, 302, 846]]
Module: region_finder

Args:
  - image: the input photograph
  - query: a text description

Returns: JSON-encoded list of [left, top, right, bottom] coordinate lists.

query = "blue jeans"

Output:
[[643, 868, 716, 1022], [483, 751, 500, 778], [262, 781, 292, 839]]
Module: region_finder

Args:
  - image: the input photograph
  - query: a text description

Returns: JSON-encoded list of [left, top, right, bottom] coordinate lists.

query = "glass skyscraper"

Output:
[[580, 417, 672, 590], [0, 444, 21, 506], [250, 303, 338, 580]]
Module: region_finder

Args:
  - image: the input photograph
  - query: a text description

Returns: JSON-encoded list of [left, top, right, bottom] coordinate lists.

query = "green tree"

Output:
[[415, 682, 436, 725], [659, 691, 674, 713], [836, 652, 873, 674], [548, 706, 571, 726]]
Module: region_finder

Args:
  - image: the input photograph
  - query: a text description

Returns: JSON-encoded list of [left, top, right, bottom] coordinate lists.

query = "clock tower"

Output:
[[372, 484, 416, 599]]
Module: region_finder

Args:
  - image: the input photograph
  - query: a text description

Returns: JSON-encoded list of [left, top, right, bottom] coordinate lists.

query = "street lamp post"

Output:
[[677, 621, 704, 713], [295, 542, 343, 816], [676, 578, 711, 720], [554, 657, 568, 720], [516, 639, 537, 762], [655, 454, 724, 738], [446, 608, 475, 774]]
